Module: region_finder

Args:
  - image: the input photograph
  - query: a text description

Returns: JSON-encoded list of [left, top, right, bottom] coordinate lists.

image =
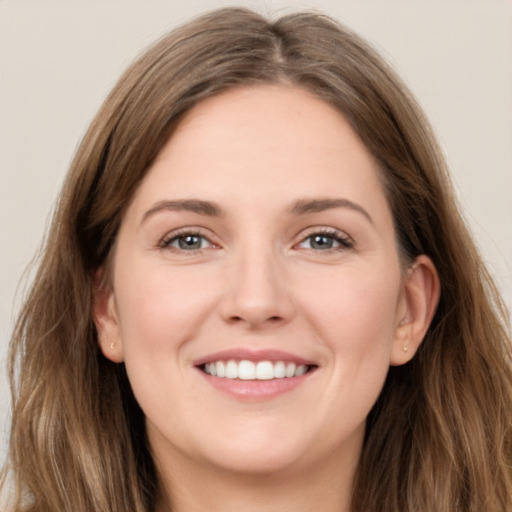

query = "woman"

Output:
[[2, 7, 511, 512]]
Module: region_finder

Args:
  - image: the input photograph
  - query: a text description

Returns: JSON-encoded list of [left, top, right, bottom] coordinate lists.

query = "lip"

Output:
[[193, 348, 318, 401]]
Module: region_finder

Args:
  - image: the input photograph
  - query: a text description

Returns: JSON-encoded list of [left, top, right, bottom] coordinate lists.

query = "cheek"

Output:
[[285, 263, 402, 454], [111, 261, 219, 425], [113, 260, 219, 356], [296, 262, 401, 361]]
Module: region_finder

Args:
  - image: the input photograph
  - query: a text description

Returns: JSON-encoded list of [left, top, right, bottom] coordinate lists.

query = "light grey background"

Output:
[[1, 0, 511, 464]]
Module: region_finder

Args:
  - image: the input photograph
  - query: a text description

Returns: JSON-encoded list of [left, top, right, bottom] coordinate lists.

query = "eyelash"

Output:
[[159, 228, 354, 253], [160, 229, 214, 252], [296, 228, 354, 252]]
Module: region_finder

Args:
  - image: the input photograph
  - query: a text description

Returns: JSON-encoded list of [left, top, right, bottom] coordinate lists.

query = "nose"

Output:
[[219, 248, 296, 330]]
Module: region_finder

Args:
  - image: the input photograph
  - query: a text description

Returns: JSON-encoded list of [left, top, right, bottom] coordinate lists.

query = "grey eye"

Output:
[[166, 234, 211, 250], [180, 235, 203, 250], [297, 230, 353, 251], [300, 234, 341, 250]]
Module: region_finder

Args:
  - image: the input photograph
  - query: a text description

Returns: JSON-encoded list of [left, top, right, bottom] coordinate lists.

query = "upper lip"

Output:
[[192, 348, 317, 367]]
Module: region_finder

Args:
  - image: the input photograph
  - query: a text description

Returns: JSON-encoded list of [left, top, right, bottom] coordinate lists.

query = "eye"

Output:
[[297, 230, 353, 251], [161, 232, 213, 251]]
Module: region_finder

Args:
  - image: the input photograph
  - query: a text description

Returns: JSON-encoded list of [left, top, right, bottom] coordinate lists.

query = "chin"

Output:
[[152, 417, 316, 477], [200, 437, 310, 476]]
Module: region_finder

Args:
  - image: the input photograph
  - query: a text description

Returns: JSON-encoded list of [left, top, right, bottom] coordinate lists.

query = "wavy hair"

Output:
[[2, 7, 511, 512]]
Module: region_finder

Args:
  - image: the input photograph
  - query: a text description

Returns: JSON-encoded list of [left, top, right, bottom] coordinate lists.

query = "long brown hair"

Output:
[[2, 8, 511, 511]]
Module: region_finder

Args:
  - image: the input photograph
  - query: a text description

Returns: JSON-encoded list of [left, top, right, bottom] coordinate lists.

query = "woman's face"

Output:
[[96, 85, 427, 478]]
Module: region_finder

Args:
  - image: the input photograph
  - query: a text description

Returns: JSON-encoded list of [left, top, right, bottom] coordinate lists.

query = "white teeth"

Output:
[[285, 362, 296, 377], [238, 360, 256, 380], [274, 361, 286, 378], [216, 361, 225, 377], [295, 364, 307, 376], [202, 359, 312, 380], [256, 361, 274, 380], [225, 360, 238, 379]]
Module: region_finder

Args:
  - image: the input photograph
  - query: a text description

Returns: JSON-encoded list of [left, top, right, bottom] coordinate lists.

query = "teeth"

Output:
[[274, 361, 286, 378], [226, 360, 238, 379], [203, 360, 311, 380], [216, 361, 225, 377], [256, 361, 274, 380], [239, 360, 255, 380], [295, 364, 307, 376], [285, 362, 296, 377]]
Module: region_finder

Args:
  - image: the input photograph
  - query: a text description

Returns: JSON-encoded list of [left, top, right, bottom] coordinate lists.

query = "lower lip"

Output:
[[197, 369, 313, 400]]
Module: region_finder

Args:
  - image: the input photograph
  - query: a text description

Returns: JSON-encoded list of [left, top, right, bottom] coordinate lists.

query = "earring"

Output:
[[110, 341, 116, 350], [403, 344, 409, 352]]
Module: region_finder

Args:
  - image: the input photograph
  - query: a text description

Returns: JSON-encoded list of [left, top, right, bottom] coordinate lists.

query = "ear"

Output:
[[92, 272, 124, 363], [390, 255, 440, 366]]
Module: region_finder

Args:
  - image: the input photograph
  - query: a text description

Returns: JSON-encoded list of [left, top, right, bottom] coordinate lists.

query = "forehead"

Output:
[[172, 84, 358, 150], [126, 84, 391, 222]]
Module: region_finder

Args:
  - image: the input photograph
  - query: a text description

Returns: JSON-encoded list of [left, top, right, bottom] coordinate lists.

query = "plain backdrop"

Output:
[[1, 0, 511, 463]]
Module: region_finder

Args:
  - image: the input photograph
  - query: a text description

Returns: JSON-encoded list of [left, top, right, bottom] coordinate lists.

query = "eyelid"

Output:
[[294, 226, 354, 250], [159, 227, 220, 251], [157, 225, 353, 253]]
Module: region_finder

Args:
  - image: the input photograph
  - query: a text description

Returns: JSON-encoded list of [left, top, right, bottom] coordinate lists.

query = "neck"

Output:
[[154, 443, 358, 512]]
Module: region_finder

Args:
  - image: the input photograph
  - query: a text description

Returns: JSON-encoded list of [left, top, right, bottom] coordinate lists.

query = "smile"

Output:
[[202, 360, 312, 380], [195, 350, 318, 399]]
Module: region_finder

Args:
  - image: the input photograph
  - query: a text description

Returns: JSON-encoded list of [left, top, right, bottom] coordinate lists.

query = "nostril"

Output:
[[229, 315, 282, 322], [226, 314, 285, 328]]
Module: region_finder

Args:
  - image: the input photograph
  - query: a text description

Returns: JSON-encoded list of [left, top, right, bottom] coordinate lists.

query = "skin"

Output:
[[95, 84, 439, 512]]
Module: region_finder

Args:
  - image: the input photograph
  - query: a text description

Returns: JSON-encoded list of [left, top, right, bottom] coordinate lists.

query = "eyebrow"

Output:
[[288, 197, 373, 224], [141, 199, 225, 223], [141, 196, 373, 225]]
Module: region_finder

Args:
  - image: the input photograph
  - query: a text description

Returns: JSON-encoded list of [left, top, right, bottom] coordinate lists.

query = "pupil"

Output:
[[312, 235, 332, 249], [179, 235, 201, 249]]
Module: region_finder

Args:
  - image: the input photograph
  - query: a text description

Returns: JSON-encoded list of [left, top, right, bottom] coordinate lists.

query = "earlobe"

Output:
[[390, 255, 440, 366], [92, 272, 124, 363]]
